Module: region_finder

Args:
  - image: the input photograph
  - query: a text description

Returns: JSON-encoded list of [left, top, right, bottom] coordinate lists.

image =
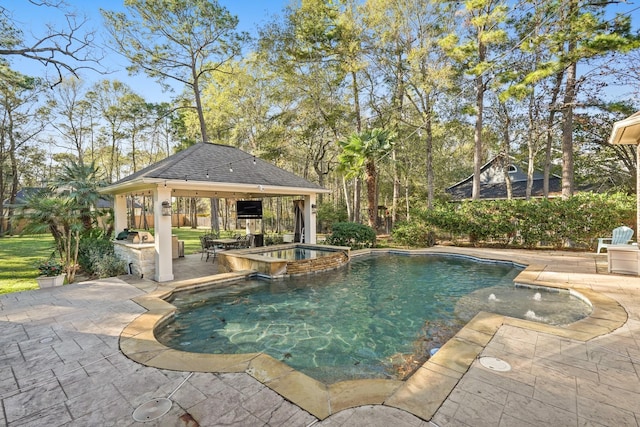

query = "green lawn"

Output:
[[162, 227, 262, 254], [0, 228, 283, 295], [0, 234, 57, 294], [168, 227, 211, 254], [0, 229, 208, 295]]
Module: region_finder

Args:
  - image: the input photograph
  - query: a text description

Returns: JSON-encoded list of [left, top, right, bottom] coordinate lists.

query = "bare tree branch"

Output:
[[0, 2, 104, 88]]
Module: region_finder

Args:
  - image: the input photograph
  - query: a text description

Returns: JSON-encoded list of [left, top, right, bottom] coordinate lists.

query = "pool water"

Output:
[[257, 247, 336, 260], [156, 254, 592, 383]]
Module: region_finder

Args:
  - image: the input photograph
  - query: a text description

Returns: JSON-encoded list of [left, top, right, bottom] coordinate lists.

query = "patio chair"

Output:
[[200, 235, 217, 262], [235, 235, 249, 249], [596, 226, 635, 253]]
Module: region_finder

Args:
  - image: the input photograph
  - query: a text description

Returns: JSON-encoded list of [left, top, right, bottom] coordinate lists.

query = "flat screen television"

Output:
[[236, 200, 262, 218]]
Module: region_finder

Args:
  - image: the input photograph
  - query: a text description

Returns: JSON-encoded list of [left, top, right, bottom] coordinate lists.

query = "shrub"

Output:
[[326, 222, 376, 249], [392, 221, 436, 248], [90, 252, 126, 278], [317, 203, 348, 233], [420, 192, 635, 250], [78, 230, 126, 277], [78, 235, 115, 274], [264, 234, 283, 246]]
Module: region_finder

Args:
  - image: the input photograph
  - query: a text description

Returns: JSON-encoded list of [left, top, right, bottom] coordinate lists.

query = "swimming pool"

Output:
[[155, 254, 592, 384]]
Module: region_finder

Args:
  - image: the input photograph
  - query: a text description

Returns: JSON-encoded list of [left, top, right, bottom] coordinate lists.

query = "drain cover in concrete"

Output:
[[478, 356, 511, 372], [132, 398, 172, 422]]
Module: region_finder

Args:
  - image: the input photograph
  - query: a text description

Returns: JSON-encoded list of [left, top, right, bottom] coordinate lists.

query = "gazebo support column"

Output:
[[637, 144, 639, 243], [153, 185, 174, 282], [304, 194, 316, 244], [114, 195, 128, 233]]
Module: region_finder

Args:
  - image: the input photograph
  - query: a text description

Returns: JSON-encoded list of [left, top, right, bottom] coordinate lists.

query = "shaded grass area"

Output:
[[168, 227, 209, 254], [0, 234, 56, 294], [152, 227, 251, 255]]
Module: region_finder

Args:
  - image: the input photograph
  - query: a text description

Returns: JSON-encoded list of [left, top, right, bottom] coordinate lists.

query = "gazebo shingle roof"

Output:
[[112, 142, 324, 190]]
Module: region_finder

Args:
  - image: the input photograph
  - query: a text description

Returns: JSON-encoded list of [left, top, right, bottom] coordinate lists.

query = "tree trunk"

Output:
[[210, 198, 220, 233], [425, 114, 434, 209], [353, 178, 361, 223], [562, 60, 577, 199], [392, 148, 399, 224], [544, 71, 564, 197], [501, 105, 513, 200], [392, 42, 404, 222], [352, 70, 361, 133], [190, 197, 197, 229], [8, 119, 19, 235], [365, 160, 377, 228], [405, 176, 410, 221], [472, 27, 486, 201], [525, 91, 535, 199], [342, 176, 352, 221], [192, 73, 208, 142], [0, 166, 4, 236]]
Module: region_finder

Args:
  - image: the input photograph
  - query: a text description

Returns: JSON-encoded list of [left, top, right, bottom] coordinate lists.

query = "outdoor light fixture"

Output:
[[206, 170, 210, 179], [253, 156, 256, 165], [311, 203, 317, 214], [229, 163, 233, 172], [161, 201, 172, 216]]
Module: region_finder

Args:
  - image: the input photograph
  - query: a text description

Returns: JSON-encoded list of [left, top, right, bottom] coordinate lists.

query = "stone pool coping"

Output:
[[119, 248, 627, 421]]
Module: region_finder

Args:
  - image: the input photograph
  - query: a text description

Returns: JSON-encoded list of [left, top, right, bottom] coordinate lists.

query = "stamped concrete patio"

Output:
[[1, 248, 639, 426]]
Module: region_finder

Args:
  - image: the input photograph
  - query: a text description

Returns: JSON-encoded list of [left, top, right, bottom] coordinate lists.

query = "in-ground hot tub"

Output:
[[217, 244, 350, 278]]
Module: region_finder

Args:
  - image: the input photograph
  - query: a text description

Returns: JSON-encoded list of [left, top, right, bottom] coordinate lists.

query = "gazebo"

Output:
[[609, 111, 640, 240], [100, 142, 330, 282]]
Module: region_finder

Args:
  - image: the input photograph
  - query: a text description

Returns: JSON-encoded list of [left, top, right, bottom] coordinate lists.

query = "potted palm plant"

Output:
[[35, 258, 65, 288]]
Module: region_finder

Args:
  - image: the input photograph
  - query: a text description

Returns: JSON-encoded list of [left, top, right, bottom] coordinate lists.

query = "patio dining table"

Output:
[[211, 238, 242, 249]]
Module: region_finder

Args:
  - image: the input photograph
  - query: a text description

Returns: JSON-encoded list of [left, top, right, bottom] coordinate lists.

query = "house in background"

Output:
[[446, 155, 562, 201], [1, 188, 47, 233], [2, 187, 114, 234]]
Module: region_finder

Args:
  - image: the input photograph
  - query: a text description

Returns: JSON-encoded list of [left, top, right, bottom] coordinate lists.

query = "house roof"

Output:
[[101, 142, 329, 198], [2, 187, 46, 207], [446, 155, 562, 200], [3, 187, 114, 209], [446, 176, 562, 200]]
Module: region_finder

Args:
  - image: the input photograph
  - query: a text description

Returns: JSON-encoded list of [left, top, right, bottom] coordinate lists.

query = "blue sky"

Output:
[[6, 0, 639, 103], [7, 0, 292, 103]]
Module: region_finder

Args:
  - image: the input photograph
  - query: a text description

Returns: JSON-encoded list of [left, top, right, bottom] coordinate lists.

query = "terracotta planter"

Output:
[[36, 274, 65, 288]]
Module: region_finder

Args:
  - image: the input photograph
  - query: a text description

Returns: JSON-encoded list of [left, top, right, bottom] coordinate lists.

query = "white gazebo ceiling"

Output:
[[609, 111, 640, 145]]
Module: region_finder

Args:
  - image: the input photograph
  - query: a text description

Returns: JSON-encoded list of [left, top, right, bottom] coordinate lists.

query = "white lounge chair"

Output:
[[596, 226, 634, 253]]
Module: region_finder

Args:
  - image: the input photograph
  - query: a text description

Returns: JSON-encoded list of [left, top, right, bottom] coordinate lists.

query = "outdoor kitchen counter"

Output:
[[113, 240, 156, 279]]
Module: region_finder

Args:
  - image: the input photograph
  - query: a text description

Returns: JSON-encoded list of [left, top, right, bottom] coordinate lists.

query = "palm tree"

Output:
[[51, 161, 107, 232], [338, 128, 395, 228], [18, 191, 83, 283], [17, 161, 108, 283]]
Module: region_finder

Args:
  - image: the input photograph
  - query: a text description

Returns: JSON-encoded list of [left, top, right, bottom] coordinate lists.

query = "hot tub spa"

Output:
[[217, 244, 350, 278]]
